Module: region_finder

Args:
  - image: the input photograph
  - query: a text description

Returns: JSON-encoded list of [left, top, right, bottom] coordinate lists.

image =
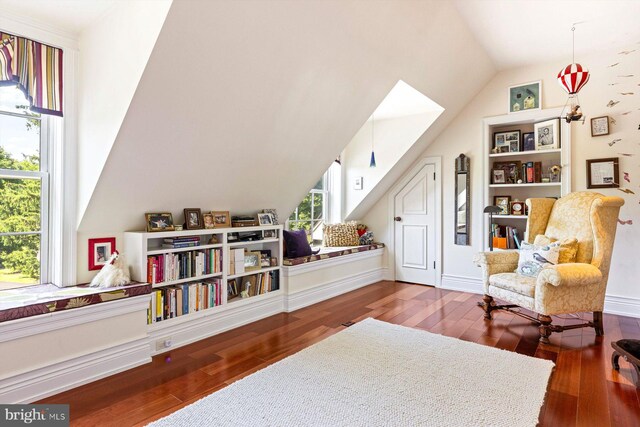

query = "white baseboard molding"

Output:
[[0, 337, 150, 404], [440, 274, 483, 294], [147, 292, 285, 355], [286, 267, 386, 312], [440, 275, 640, 319], [604, 294, 640, 318]]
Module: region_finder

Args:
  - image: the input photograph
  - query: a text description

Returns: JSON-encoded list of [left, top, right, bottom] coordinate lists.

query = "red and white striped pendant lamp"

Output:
[[557, 26, 589, 123]]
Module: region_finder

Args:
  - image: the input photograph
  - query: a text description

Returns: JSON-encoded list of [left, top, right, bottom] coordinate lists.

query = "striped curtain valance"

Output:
[[0, 32, 63, 117]]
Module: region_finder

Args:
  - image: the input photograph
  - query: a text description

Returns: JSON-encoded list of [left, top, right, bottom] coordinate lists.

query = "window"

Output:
[[288, 172, 329, 243], [0, 85, 50, 288]]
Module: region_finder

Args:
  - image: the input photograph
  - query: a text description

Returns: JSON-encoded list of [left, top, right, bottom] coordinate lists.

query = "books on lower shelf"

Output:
[[147, 248, 223, 285], [228, 270, 279, 302], [147, 279, 223, 324], [491, 224, 521, 249]]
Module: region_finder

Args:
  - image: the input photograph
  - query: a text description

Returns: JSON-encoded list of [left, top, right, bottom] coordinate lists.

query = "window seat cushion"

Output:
[[283, 243, 385, 266], [0, 282, 151, 323]]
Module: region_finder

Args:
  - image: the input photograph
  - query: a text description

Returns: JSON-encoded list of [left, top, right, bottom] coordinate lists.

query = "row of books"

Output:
[[162, 235, 201, 249], [491, 224, 521, 249], [147, 249, 223, 284], [521, 161, 542, 183], [228, 271, 279, 300], [147, 279, 223, 324]]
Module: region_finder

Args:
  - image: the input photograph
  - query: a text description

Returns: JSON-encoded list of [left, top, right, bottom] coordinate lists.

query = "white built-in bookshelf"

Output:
[[482, 107, 572, 251], [124, 225, 283, 343]]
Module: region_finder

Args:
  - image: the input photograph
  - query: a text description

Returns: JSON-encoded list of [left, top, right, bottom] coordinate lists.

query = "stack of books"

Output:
[[147, 248, 223, 284], [491, 225, 520, 249], [162, 236, 201, 249]]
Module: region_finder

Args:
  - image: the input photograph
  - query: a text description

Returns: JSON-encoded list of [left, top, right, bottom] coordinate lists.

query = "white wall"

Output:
[[342, 112, 441, 219], [77, 0, 495, 238], [76, 0, 172, 223], [364, 43, 640, 308]]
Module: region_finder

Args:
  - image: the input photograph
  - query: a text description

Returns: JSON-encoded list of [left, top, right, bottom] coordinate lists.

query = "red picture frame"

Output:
[[88, 237, 116, 271]]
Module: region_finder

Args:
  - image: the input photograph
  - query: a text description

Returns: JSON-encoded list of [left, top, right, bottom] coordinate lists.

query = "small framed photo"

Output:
[[211, 211, 231, 228], [184, 208, 202, 230], [494, 196, 511, 215], [510, 200, 526, 216], [228, 279, 239, 299], [493, 161, 522, 183], [591, 116, 610, 137], [261, 209, 279, 225], [509, 81, 541, 113], [493, 131, 517, 153], [263, 229, 277, 239], [522, 132, 535, 151], [587, 157, 619, 189], [492, 169, 506, 184], [244, 251, 261, 271], [260, 251, 271, 268], [257, 212, 275, 226], [202, 212, 215, 229], [88, 237, 116, 270], [145, 213, 175, 232], [534, 118, 559, 150]]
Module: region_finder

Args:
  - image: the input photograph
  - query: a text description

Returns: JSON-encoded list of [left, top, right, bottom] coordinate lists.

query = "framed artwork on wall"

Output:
[[509, 81, 541, 113], [88, 237, 116, 271], [587, 157, 619, 189], [591, 116, 610, 137]]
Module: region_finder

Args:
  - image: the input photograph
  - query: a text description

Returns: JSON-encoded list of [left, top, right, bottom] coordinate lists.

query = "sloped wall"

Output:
[[364, 43, 640, 312], [77, 0, 495, 239], [76, 0, 172, 223]]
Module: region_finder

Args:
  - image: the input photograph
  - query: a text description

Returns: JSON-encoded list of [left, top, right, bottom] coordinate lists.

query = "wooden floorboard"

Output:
[[39, 281, 640, 426]]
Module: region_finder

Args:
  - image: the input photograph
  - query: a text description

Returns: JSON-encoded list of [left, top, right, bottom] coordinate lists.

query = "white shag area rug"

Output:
[[149, 318, 554, 427]]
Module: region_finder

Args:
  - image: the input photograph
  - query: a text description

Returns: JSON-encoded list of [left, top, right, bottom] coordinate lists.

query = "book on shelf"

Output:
[[229, 270, 280, 302], [162, 241, 199, 249], [164, 236, 200, 243], [147, 248, 223, 285], [147, 278, 223, 324], [491, 224, 521, 249]]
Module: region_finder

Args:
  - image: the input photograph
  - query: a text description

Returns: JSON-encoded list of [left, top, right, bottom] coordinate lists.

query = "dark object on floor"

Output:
[[612, 339, 640, 387], [341, 321, 355, 327]]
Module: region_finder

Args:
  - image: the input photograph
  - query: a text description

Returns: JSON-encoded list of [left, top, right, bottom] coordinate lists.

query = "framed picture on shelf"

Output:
[[509, 81, 541, 113], [534, 118, 559, 150], [260, 209, 279, 225], [493, 132, 512, 153], [202, 212, 215, 229], [591, 116, 610, 137], [492, 169, 506, 184], [184, 208, 203, 230], [244, 251, 261, 271], [493, 161, 522, 183], [263, 229, 277, 239], [228, 279, 239, 300], [494, 196, 511, 215], [88, 237, 116, 270], [211, 211, 231, 228], [586, 157, 619, 189], [510, 200, 526, 216], [257, 212, 275, 226], [260, 251, 271, 268], [145, 213, 175, 232], [522, 132, 535, 151]]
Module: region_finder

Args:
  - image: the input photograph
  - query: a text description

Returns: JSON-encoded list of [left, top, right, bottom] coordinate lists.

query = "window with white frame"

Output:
[[288, 172, 330, 243], [0, 85, 50, 288]]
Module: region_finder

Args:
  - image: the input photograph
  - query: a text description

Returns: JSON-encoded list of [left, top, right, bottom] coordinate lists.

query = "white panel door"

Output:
[[394, 163, 436, 285]]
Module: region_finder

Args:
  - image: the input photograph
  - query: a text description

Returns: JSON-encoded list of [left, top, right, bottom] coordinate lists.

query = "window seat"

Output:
[[0, 282, 151, 323], [283, 243, 385, 266]]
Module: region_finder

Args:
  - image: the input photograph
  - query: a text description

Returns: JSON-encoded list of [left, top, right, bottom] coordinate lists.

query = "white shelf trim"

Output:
[[228, 238, 279, 247], [493, 215, 528, 219], [489, 182, 561, 188], [489, 148, 561, 158], [227, 266, 280, 280]]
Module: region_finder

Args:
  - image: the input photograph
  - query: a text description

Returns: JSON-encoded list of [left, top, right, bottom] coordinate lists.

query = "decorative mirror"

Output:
[[455, 154, 470, 245]]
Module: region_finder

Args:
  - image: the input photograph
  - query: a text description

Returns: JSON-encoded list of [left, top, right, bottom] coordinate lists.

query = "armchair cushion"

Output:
[[537, 263, 602, 288], [533, 235, 579, 264], [490, 273, 537, 298], [516, 242, 560, 277]]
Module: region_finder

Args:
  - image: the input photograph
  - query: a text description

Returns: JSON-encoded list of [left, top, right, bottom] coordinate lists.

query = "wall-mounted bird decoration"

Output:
[[624, 172, 630, 183], [618, 75, 635, 78], [607, 100, 620, 107], [608, 63, 620, 67], [618, 188, 636, 194], [620, 92, 635, 95], [618, 219, 633, 225], [618, 153, 634, 156], [609, 139, 622, 146], [619, 50, 636, 55]]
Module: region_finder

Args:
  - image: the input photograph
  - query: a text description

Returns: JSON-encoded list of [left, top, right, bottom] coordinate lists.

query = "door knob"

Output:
[[394, 216, 402, 222]]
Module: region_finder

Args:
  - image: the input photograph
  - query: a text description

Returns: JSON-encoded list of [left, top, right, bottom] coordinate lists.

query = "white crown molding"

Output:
[[0, 10, 79, 50]]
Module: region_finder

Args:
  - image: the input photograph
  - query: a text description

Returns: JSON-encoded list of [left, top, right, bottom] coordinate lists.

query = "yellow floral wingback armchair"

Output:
[[474, 192, 624, 343]]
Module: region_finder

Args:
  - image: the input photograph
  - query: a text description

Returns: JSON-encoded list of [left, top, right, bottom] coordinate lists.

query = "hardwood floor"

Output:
[[40, 281, 640, 426]]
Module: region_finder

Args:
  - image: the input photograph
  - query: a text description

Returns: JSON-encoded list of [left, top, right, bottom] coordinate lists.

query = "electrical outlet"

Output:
[[156, 337, 172, 351]]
